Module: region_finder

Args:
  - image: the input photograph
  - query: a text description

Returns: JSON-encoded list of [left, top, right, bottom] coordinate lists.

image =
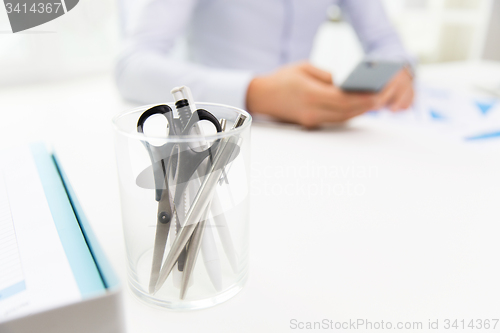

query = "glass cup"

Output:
[[112, 103, 251, 310]]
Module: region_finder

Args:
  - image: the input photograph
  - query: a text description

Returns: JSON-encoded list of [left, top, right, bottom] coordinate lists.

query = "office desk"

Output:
[[1, 61, 500, 332]]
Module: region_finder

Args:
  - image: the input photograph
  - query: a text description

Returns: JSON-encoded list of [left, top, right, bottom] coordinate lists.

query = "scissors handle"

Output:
[[181, 109, 222, 135], [136, 105, 223, 202], [137, 105, 174, 201], [137, 105, 222, 136], [137, 104, 174, 134]]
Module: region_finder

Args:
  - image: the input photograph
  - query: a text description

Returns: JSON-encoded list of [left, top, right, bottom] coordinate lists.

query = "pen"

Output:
[[186, 173, 222, 291], [171, 86, 224, 291], [180, 206, 210, 299], [172, 86, 239, 274]]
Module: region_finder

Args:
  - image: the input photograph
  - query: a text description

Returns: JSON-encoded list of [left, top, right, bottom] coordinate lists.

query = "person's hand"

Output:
[[246, 62, 379, 128], [377, 67, 414, 111]]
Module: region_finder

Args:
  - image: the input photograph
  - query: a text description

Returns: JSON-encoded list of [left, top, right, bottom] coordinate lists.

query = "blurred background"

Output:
[[0, 0, 498, 87], [0, 0, 118, 85], [311, 0, 500, 84]]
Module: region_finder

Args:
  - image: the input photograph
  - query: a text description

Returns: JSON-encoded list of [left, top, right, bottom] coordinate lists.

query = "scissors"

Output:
[[136, 104, 222, 293]]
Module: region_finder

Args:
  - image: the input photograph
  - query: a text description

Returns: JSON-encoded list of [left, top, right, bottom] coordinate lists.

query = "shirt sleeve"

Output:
[[339, 0, 416, 67], [115, 0, 254, 109]]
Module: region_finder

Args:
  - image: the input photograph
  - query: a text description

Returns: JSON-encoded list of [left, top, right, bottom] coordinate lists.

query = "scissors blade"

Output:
[[148, 215, 171, 294], [148, 162, 175, 294]]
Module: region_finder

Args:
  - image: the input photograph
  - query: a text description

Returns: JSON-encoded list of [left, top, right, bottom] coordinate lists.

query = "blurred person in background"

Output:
[[116, 0, 414, 128]]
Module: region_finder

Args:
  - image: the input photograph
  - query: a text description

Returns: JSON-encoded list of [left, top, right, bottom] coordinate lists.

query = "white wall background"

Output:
[[0, 0, 118, 86], [383, 0, 493, 63]]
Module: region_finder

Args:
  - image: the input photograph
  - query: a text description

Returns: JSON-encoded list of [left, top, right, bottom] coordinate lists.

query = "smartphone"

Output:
[[340, 60, 403, 93]]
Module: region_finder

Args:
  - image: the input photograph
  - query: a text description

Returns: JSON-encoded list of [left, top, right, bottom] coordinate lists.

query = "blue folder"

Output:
[[29, 143, 119, 297]]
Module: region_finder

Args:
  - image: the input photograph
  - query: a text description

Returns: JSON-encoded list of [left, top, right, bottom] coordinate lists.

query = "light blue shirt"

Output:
[[116, 0, 412, 109]]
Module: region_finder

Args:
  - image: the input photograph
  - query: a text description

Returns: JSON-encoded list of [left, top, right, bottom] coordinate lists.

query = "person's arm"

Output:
[[247, 2, 414, 127], [340, 0, 414, 64], [340, 0, 415, 111], [115, 0, 253, 108], [246, 62, 380, 128]]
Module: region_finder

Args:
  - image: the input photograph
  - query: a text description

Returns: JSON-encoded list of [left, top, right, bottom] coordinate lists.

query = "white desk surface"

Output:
[[1, 61, 500, 332]]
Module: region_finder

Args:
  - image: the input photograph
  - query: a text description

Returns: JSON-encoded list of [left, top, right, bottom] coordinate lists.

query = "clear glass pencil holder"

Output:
[[112, 103, 251, 310]]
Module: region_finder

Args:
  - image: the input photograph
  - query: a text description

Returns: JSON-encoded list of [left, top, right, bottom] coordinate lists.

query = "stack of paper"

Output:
[[365, 84, 500, 142], [0, 144, 105, 323]]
